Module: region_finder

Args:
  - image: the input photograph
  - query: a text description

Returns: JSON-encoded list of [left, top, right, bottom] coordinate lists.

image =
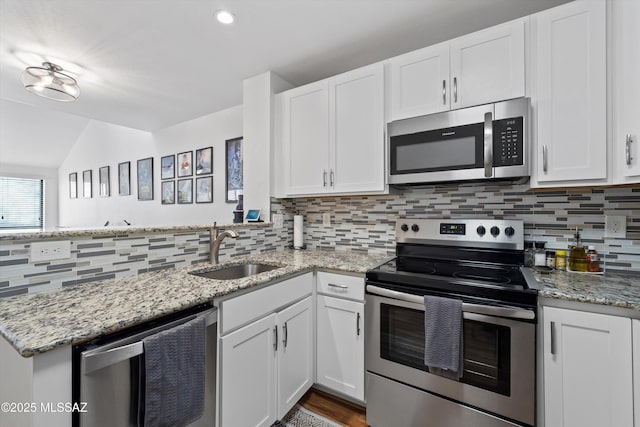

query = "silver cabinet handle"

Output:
[[626, 134, 633, 166], [550, 321, 556, 355], [442, 80, 446, 105], [484, 112, 493, 178], [330, 170, 335, 187], [273, 325, 278, 351], [283, 322, 288, 348], [453, 77, 458, 103], [543, 145, 548, 173], [323, 170, 328, 187], [328, 283, 348, 289], [356, 312, 361, 336]]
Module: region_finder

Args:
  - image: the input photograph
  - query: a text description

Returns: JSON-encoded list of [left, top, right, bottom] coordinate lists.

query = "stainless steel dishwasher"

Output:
[[72, 303, 217, 427]]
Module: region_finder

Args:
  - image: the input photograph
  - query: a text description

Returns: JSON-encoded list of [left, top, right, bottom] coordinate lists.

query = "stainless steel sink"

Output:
[[191, 263, 281, 280]]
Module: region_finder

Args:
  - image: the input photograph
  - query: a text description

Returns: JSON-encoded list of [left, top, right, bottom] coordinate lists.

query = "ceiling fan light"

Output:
[[21, 61, 80, 102]]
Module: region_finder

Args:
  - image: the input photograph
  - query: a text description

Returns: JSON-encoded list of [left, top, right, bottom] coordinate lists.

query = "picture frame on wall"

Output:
[[177, 178, 193, 204], [161, 155, 175, 180], [196, 176, 213, 203], [118, 161, 131, 196], [137, 157, 154, 201], [69, 172, 77, 199], [83, 170, 92, 198], [161, 181, 175, 205], [177, 151, 193, 177], [195, 147, 212, 175], [225, 137, 243, 203], [99, 166, 110, 197]]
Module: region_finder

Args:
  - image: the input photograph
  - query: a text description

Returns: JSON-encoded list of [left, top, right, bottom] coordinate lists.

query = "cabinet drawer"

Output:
[[316, 272, 364, 301], [221, 273, 312, 335]]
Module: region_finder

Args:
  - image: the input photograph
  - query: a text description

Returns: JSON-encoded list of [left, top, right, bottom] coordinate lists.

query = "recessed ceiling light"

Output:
[[215, 9, 235, 24]]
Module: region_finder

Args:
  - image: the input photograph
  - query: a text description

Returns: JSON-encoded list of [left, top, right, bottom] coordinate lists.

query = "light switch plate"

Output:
[[605, 215, 626, 238], [272, 213, 283, 229], [30, 241, 72, 262]]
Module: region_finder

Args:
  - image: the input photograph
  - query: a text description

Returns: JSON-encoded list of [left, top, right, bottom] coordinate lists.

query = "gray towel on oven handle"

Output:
[[143, 316, 205, 427], [424, 295, 463, 380]]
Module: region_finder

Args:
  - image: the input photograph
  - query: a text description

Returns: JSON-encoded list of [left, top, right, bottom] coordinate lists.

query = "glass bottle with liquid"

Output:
[[586, 245, 600, 272], [569, 228, 587, 272]]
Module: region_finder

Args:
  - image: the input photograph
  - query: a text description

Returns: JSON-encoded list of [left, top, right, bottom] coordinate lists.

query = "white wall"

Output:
[[0, 162, 59, 229], [58, 105, 243, 227]]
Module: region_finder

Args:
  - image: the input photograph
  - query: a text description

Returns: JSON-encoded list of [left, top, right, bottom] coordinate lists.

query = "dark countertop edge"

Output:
[[0, 222, 271, 241], [3, 250, 381, 357]]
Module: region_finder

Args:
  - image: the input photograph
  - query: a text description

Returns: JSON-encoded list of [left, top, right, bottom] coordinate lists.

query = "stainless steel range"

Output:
[[365, 218, 540, 427]]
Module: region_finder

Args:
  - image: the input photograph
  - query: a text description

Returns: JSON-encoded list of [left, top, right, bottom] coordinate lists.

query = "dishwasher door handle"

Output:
[[83, 342, 143, 374]]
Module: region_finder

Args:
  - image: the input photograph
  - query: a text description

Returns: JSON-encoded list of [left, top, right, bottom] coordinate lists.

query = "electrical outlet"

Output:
[[605, 215, 627, 238], [322, 213, 331, 227], [30, 241, 72, 262], [272, 213, 284, 229]]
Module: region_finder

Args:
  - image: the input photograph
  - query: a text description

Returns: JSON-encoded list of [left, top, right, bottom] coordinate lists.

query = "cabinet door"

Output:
[[450, 19, 525, 109], [316, 295, 364, 401], [534, 1, 606, 183], [329, 63, 385, 194], [283, 80, 329, 195], [276, 297, 314, 418], [613, 0, 640, 182], [543, 307, 633, 427], [220, 314, 277, 427], [389, 43, 450, 120]]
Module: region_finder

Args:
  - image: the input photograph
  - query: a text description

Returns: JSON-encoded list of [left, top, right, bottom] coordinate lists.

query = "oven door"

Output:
[[365, 286, 535, 426]]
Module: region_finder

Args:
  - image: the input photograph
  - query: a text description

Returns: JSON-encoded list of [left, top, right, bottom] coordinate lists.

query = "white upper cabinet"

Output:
[[532, 0, 607, 185], [282, 63, 385, 197], [389, 42, 450, 121], [282, 80, 330, 195], [612, 0, 640, 183], [450, 19, 526, 109], [389, 19, 525, 122]]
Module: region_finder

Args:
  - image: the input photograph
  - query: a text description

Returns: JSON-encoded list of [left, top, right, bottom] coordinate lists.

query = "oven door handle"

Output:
[[366, 285, 535, 320]]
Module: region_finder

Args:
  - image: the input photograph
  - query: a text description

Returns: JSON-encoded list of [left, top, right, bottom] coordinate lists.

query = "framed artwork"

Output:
[[177, 151, 193, 177], [195, 146, 213, 175], [137, 157, 154, 201], [69, 172, 77, 199], [177, 178, 193, 204], [83, 170, 92, 198], [225, 137, 243, 203], [161, 155, 175, 180], [99, 166, 110, 197], [118, 161, 131, 196], [196, 176, 213, 203], [161, 181, 175, 204]]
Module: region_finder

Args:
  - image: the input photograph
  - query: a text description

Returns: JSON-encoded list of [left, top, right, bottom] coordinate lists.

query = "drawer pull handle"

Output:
[[328, 283, 348, 290]]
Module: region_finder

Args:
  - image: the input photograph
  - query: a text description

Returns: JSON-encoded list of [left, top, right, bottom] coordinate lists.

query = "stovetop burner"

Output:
[[365, 218, 539, 308]]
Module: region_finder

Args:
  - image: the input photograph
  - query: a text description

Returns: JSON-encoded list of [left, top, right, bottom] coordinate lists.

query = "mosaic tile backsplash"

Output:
[[277, 183, 640, 272], [0, 225, 290, 298]]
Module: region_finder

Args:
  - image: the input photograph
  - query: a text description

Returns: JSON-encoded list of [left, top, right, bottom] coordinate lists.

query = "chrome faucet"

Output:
[[210, 222, 239, 264]]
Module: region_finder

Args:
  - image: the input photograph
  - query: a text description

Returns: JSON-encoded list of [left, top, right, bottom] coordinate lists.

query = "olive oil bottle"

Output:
[[569, 227, 587, 272]]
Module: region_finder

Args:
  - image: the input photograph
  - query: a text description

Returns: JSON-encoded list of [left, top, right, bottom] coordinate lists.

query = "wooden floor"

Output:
[[298, 388, 367, 427]]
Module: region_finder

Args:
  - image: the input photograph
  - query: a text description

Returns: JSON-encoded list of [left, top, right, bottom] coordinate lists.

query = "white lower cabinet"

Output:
[[543, 306, 633, 427], [219, 275, 313, 427], [315, 272, 365, 402]]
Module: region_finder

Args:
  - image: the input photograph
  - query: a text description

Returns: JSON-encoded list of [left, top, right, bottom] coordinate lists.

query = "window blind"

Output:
[[0, 177, 44, 229]]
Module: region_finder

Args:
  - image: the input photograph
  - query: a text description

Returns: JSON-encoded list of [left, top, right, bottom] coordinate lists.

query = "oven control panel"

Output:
[[396, 218, 524, 250]]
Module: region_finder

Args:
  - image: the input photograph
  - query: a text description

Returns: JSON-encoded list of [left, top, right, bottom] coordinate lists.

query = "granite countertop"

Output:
[[0, 249, 387, 357], [536, 269, 640, 309], [0, 221, 267, 241]]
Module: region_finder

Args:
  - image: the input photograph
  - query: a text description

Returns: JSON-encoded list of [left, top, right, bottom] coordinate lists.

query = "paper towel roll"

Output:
[[293, 215, 304, 249]]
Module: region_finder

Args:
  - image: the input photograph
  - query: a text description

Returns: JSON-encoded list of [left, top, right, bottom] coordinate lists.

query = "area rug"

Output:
[[274, 404, 345, 427]]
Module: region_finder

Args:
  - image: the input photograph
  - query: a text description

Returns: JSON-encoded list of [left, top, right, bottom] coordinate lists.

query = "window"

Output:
[[0, 177, 44, 229]]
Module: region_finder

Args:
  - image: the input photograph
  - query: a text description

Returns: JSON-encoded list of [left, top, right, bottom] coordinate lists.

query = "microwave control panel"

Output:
[[493, 117, 524, 166]]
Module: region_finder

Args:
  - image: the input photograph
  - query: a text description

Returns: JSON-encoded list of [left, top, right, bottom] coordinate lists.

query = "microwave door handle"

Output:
[[366, 285, 534, 320], [484, 111, 493, 178]]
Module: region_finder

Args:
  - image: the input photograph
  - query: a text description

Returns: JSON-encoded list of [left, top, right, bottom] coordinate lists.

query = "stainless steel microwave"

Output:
[[388, 98, 530, 185]]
